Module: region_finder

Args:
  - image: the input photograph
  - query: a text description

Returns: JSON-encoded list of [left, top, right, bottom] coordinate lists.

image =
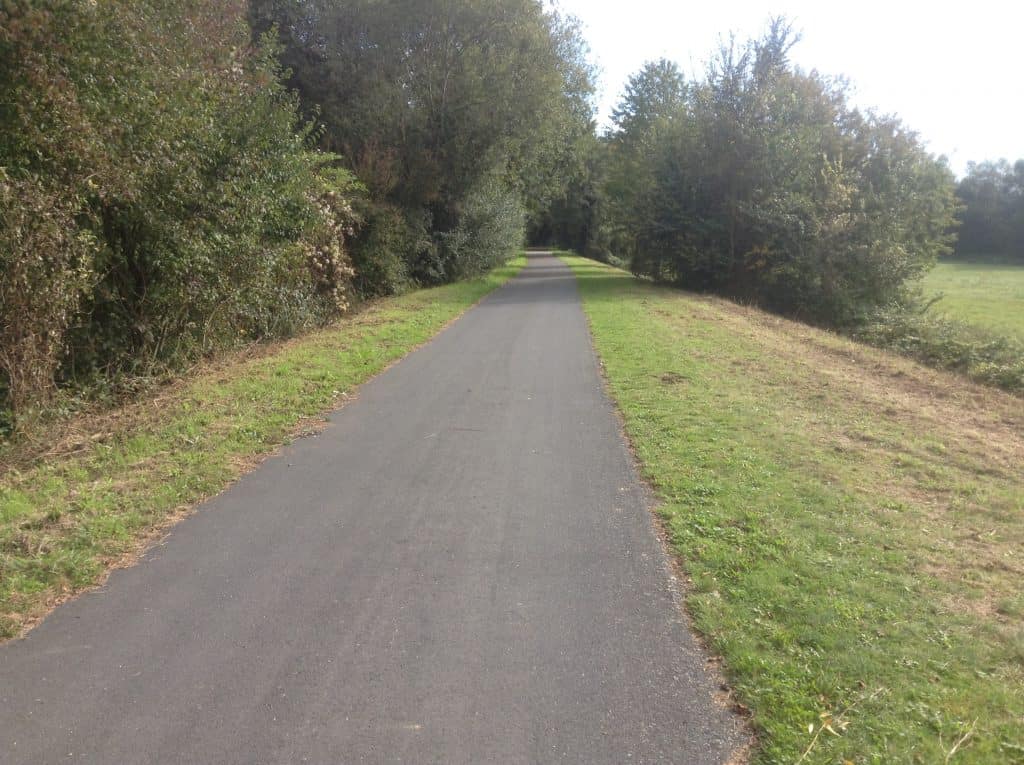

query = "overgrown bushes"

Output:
[[437, 173, 527, 281], [856, 306, 1024, 394], [0, 173, 95, 425], [0, 1, 357, 431]]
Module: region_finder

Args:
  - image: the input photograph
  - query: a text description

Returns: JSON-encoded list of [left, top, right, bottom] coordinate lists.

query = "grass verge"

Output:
[[563, 254, 1023, 764], [0, 256, 524, 640]]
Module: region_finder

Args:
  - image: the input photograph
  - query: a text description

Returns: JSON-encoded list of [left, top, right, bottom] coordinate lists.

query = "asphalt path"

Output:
[[0, 253, 743, 764]]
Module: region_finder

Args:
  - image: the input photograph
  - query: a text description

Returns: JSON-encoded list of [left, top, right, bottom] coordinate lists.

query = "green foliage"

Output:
[[600, 58, 689, 265], [954, 159, 1024, 262], [1, 0, 590, 425], [437, 171, 526, 280], [610, 58, 688, 139], [251, 0, 593, 293], [529, 130, 616, 262], [856, 304, 1024, 394], [348, 201, 421, 298], [0, 1, 357, 429], [599, 20, 958, 327], [0, 172, 95, 429]]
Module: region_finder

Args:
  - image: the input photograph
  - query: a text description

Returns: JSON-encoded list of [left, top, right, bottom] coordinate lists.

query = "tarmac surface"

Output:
[[0, 252, 743, 764]]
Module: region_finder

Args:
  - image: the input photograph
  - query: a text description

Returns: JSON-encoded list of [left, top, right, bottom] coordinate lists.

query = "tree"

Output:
[[601, 19, 957, 326], [602, 59, 689, 264], [610, 58, 688, 139], [251, 0, 595, 288]]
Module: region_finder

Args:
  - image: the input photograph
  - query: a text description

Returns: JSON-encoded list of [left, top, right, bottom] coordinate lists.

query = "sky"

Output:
[[550, 0, 1023, 176]]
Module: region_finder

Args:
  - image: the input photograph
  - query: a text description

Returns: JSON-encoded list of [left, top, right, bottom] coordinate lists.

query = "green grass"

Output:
[[563, 254, 1024, 764], [0, 257, 524, 639], [921, 262, 1024, 340]]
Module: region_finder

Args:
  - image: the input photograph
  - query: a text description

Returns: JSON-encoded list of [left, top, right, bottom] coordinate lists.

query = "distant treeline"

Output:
[[0, 0, 592, 431], [953, 160, 1024, 263]]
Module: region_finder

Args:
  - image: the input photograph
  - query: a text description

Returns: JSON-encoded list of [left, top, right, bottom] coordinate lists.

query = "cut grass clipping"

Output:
[[0, 257, 525, 640], [562, 254, 1023, 764]]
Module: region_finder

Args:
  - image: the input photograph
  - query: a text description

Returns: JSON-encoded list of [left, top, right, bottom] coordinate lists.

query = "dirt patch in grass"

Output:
[[659, 371, 689, 385]]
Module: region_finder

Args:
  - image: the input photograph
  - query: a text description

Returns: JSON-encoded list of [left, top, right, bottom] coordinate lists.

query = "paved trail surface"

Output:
[[0, 253, 742, 764]]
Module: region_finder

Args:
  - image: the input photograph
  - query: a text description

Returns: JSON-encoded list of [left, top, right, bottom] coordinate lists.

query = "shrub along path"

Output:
[[0, 253, 744, 764]]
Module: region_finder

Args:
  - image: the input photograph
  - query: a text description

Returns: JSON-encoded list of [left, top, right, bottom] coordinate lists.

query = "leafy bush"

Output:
[[351, 174, 526, 294], [437, 173, 527, 281], [348, 201, 427, 297], [0, 173, 95, 428], [0, 1, 357, 429], [856, 305, 1024, 394]]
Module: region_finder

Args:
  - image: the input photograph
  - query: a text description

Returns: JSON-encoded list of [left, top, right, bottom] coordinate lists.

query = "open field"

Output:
[[564, 254, 1024, 764], [921, 262, 1024, 340], [0, 257, 524, 640]]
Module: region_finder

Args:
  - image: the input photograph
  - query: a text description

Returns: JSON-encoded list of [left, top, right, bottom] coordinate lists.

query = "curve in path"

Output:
[[0, 253, 743, 764]]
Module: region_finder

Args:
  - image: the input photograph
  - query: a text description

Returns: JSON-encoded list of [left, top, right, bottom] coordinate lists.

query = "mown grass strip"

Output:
[[0, 257, 524, 640], [563, 254, 1024, 765]]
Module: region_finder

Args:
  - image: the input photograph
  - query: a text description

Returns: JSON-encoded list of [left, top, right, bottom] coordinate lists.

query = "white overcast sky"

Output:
[[550, 0, 1022, 175]]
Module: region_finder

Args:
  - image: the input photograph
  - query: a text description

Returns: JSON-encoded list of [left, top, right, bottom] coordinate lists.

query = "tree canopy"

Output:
[[251, 0, 595, 285], [559, 20, 958, 326]]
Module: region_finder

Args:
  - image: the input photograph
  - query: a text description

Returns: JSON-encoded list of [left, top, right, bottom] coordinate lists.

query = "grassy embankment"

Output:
[[563, 254, 1023, 764], [0, 257, 524, 640], [921, 262, 1024, 340]]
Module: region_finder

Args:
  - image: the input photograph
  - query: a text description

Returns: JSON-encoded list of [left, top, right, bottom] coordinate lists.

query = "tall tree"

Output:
[[610, 58, 688, 139], [600, 19, 957, 326], [603, 59, 688, 264], [251, 0, 595, 286]]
